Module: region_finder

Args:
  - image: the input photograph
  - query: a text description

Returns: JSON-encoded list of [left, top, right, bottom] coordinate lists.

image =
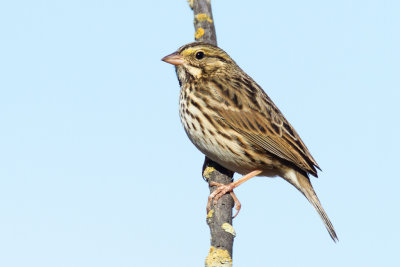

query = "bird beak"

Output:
[[162, 52, 184, 66]]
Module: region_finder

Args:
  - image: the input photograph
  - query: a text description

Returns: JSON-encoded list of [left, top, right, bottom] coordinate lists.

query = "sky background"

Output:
[[1, 0, 399, 266]]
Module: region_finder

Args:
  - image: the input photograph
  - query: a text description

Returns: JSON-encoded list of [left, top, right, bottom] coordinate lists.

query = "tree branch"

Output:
[[190, 0, 217, 45], [188, 1, 235, 266]]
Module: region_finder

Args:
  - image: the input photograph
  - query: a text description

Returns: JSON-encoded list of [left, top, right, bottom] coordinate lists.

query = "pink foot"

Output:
[[207, 182, 242, 218]]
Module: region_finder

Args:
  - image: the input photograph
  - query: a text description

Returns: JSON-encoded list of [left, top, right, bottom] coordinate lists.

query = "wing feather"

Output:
[[207, 76, 320, 177]]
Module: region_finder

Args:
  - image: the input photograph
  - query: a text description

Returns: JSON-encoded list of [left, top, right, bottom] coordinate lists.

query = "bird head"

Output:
[[162, 42, 235, 83]]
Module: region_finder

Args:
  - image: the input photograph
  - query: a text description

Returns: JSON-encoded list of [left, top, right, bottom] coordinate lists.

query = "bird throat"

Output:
[[176, 64, 203, 84]]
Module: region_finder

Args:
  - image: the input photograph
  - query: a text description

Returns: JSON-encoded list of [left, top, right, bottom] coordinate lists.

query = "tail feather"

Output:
[[303, 182, 338, 242], [284, 170, 338, 242]]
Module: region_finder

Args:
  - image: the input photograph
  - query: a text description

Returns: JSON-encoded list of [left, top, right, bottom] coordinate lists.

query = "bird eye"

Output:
[[195, 51, 204, 60]]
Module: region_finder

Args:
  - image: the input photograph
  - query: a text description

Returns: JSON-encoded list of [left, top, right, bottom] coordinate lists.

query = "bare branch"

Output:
[[188, 1, 235, 266], [190, 0, 217, 45]]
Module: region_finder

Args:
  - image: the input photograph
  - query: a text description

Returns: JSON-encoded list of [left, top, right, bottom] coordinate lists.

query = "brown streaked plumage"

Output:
[[162, 42, 338, 241]]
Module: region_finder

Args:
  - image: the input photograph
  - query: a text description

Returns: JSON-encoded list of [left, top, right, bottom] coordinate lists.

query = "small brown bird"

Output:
[[162, 42, 338, 241]]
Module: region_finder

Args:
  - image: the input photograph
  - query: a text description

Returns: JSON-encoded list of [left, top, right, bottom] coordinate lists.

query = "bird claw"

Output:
[[207, 182, 242, 218]]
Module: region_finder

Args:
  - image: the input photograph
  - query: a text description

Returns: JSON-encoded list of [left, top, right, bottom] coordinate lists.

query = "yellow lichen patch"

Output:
[[203, 166, 216, 179], [195, 13, 213, 24], [205, 246, 232, 267], [195, 27, 205, 40], [181, 47, 195, 57], [222, 223, 236, 237], [207, 209, 214, 219], [187, 0, 194, 9]]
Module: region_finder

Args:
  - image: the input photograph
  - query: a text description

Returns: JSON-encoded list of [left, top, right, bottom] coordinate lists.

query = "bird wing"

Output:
[[208, 75, 320, 177]]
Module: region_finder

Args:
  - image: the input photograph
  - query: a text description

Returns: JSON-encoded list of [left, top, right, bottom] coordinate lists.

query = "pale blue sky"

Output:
[[0, 1, 399, 266]]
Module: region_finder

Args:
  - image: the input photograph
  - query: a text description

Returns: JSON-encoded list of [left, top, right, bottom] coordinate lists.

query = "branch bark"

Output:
[[188, 1, 235, 266]]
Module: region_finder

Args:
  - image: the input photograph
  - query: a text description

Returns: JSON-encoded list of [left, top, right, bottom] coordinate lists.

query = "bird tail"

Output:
[[284, 170, 338, 242]]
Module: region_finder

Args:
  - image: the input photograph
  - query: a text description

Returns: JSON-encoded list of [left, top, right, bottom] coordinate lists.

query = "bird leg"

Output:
[[207, 170, 262, 218]]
